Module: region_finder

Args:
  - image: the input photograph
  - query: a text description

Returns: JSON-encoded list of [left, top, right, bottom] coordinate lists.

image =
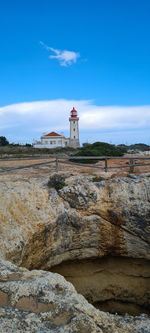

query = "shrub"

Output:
[[70, 142, 126, 164], [92, 176, 105, 182], [48, 174, 66, 191]]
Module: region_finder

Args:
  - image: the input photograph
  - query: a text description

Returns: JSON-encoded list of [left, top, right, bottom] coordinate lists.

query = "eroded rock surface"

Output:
[[0, 173, 149, 268], [0, 260, 150, 333], [0, 172, 150, 330], [50, 256, 150, 316]]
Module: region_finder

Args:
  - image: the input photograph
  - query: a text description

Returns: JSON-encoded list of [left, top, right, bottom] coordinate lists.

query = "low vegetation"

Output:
[[0, 139, 76, 158], [70, 142, 127, 164], [48, 174, 66, 191], [92, 175, 105, 182], [0, 136, 149, 160]]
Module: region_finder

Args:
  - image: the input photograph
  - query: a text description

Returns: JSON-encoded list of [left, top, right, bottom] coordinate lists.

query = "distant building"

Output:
[[33, 107, 80, 149], [33, 131, 69, 149]]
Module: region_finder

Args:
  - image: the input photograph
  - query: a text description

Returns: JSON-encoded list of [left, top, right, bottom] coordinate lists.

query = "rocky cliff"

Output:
[[0, 173, 149, 266], [0, 259, 149, 333], [0, 171, 150, 331]]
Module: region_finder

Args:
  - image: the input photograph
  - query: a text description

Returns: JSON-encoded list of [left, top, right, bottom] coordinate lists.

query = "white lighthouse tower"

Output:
[[69, 107, 80, 148]]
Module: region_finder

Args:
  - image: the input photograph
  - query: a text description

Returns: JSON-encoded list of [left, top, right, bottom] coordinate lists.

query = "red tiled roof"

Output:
[[44, 131, 62, 137]]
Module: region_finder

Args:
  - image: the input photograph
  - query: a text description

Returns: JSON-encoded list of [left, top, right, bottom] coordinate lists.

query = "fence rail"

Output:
[[55, 156, 150, 173], [0, 160, 55, 173], [0, 155, 150, 174]]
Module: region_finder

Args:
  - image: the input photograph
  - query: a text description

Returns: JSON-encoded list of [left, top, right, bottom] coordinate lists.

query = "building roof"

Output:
[[44, 131, 62, 137]]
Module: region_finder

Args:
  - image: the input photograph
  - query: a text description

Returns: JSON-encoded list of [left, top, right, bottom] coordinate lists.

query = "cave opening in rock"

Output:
[[49, 256, 150, 316]]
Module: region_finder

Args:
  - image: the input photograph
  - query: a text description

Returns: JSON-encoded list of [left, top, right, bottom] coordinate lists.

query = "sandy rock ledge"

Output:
[[0, 260, 150, 333]]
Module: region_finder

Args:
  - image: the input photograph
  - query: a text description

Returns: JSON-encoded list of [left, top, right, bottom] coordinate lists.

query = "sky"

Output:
[[0, 0, 150, 145]]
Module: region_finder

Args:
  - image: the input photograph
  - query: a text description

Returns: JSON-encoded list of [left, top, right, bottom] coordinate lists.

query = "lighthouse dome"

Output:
[[70, 107, 78, 118]]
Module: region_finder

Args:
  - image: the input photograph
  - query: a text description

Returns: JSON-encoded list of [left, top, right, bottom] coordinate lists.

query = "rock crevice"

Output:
[[0, 173, 150, 331]]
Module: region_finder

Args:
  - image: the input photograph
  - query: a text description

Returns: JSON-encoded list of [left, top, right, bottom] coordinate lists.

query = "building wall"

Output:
[[69, 119, 80, 148], [33, 137, 69, 149]]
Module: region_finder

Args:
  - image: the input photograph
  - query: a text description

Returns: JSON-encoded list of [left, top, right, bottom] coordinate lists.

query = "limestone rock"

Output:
[[0, 259, 149, 333], [0, 173, 149, 268], [0, 173, 150, 321]]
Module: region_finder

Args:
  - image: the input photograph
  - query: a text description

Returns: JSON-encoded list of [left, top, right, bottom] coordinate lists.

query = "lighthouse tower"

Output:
[[69, 107, 80, 148]]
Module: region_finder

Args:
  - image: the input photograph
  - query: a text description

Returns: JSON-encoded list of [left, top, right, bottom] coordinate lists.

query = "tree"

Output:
[[0, 136, 9, 146]]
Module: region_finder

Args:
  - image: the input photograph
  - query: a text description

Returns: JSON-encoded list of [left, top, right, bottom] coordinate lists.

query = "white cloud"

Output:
[[40, 41, 80, 66], [0, 99, 150, 144]]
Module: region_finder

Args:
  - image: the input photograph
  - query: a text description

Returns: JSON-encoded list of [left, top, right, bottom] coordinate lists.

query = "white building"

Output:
[[33, 131, 69, 149], [33, 107, 80, 149]]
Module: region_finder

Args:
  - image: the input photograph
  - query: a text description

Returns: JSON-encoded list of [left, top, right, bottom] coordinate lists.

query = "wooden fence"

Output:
[[0, 156, 150, 174], [55, 156, 150, 173]]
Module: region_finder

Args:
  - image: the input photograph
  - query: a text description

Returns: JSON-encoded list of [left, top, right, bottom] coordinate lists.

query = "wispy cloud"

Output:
[[0, 99, 150, 144], [40, 41, 80, 66]]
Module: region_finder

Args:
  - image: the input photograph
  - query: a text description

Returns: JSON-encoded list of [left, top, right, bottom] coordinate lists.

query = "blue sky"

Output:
[[0, 0, 150, 144]]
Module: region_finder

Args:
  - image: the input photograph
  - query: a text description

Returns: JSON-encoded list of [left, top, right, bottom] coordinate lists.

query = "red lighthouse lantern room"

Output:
[[70, 107, 79, 119]]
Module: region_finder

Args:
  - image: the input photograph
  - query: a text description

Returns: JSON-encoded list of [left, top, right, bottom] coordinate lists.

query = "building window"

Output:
[[73, 121, 75, 124], [49, 140, 56, 144], [73, 128, 75, 131], [74, 136, 75, 139]]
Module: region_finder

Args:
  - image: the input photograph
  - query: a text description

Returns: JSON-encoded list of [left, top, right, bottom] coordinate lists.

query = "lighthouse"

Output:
[[69, 107, 80, 148]]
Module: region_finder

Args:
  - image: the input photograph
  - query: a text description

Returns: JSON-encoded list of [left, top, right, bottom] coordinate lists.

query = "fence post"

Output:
[[104, 159, 108, 172], [55, 157, 58, 172], [129, 158, 134, 173]]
